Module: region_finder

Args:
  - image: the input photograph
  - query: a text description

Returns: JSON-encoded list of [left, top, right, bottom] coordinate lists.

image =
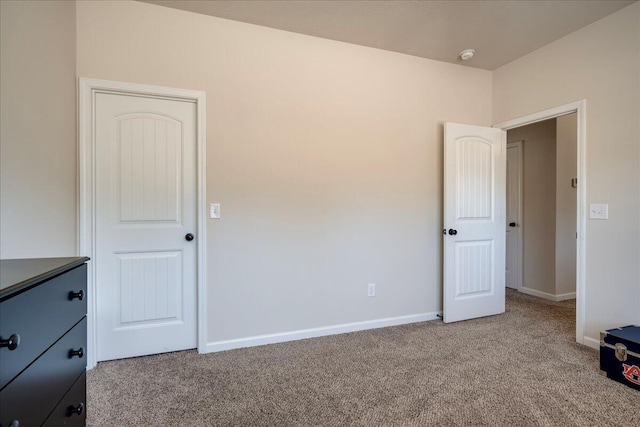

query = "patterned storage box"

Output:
[[600, 325, 640, 391]]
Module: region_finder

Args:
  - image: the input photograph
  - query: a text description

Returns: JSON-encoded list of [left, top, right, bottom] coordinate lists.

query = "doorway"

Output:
[[79, 78, 208, 368], [494, 100, 586, 345], [505, 115, 577, 301]]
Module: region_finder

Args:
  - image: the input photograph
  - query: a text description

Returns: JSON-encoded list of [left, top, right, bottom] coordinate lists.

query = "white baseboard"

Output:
[[583, 336, 600, 350], [520, 287, 576, 302], [555, 292, 576, 301], [200, 311, 441, 354], [519, 287, 557, 301]]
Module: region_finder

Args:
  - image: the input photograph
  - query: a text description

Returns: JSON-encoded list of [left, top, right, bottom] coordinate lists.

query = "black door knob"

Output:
[[185, 233, 194, 241], [448, 229, 458, 236], [509, 222, 517, 227], [69, 290, 84, 301], [67, 403, 84, 417], [0, 333, 20, 350], [69, 347, 84, 359]]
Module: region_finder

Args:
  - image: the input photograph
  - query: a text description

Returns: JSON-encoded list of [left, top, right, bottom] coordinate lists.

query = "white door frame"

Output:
[[494, 99, 586, 345], [78, 78, 207, 368], [506, 140, 523, 292]]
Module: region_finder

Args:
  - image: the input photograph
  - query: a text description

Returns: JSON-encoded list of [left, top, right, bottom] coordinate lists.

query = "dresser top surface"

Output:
[[0, 257, 89, 299]]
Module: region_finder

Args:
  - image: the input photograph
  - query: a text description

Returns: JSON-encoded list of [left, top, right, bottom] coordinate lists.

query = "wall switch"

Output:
[[589, 203, 608, 220], [368, 283, 376, 297], [210, 203, 220, 219]]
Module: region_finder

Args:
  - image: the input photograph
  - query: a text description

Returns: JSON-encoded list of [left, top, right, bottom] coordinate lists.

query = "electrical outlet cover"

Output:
[[367, 283, 376, 297]]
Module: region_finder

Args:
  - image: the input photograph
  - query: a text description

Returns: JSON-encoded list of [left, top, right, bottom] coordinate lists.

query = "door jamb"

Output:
[[506, 140, 524, 292], [494, 100, 586, 345], [78, 78, 207, 368]]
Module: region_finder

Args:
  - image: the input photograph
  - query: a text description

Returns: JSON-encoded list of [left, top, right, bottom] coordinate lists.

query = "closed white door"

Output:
[[443, 122, 506, 323], [505, 142, 523, 290], [95, 93, 197, 361]]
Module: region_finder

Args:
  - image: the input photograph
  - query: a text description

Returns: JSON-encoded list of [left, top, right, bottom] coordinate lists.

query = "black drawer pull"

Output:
[[68, 290, 84, 301], [67, 403, 84, 417], [69, 347, 85, 358], [0, 333, 20, 350]]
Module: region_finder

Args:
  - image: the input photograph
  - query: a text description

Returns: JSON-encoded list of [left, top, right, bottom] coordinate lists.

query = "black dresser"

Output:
[[0, 257, 89, 427]]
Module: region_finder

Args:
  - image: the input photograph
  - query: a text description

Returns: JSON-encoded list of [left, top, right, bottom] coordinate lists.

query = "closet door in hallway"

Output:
[[506, 141, 522, 290]]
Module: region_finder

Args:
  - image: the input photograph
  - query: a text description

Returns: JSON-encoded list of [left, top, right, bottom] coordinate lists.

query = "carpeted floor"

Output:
[[87, 290, 639, 426]]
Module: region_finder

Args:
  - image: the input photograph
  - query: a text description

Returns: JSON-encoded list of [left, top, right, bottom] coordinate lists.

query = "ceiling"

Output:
[[141, 0, 635, 70]]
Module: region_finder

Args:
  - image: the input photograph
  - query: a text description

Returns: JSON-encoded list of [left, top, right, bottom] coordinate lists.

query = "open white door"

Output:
[[443, 122, 506, 323]]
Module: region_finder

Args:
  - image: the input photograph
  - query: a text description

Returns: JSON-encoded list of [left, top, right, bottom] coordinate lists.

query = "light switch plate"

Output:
[[210, 203, 220, 219], [589, 203, 608, 220]]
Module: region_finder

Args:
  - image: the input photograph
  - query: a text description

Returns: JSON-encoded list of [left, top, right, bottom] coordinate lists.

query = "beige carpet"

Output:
[[87, 290, 639, 426]]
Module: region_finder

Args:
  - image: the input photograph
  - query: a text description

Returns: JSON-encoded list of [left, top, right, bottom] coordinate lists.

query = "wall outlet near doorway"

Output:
[[368, 283, 376, 297]]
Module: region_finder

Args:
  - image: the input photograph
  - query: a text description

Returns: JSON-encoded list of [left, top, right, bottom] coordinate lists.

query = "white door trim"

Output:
[[78, 78, 207, 368], [494, 99, 586, 346], [506, 140, 523, 292]]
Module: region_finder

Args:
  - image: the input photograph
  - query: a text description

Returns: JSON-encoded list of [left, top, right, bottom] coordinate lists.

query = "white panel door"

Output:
[[95, 93, 197, 361], [505, 142, 522, 290], [443, 122, 506, 323]]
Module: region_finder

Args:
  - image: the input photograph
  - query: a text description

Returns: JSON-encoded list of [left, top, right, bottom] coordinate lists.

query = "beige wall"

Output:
[[76, 0, 492, 343], [0, 1, 77, 258], [493, 2, 640, 338], [507, 120, 557, 296], [556, 114, 577, 296]]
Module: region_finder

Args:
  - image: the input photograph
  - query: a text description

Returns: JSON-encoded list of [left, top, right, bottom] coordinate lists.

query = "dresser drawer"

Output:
[[0, 318, 87, 427], [0, 264, 87, 389], [43, 371, 87, 427]]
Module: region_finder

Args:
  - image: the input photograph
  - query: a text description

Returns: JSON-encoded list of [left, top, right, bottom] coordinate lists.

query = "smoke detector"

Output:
[[459, 49, 476, 61]]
